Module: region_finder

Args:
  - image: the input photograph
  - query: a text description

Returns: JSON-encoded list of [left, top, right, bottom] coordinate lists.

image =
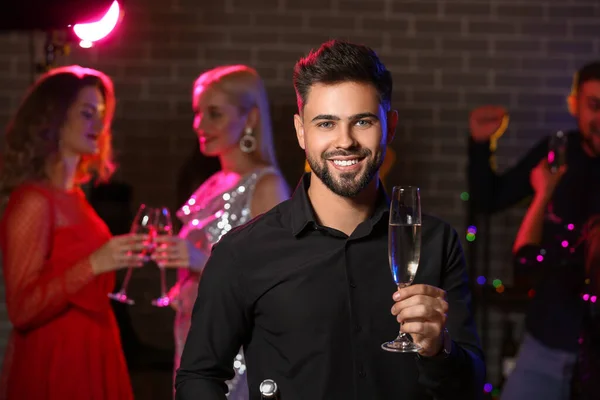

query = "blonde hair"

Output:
[[193, 65, 277, 167]]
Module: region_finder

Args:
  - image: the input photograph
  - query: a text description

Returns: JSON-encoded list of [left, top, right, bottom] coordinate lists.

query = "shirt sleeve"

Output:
[[175, 238, 251, 399], [468, 135, 548, 214], [1, 187, 95, 332], [416, 226, 486, 399]]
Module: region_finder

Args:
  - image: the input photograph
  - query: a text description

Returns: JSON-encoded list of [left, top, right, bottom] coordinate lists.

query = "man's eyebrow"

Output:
[[310, 112, 379, 122], [311, 114, 340, 122]]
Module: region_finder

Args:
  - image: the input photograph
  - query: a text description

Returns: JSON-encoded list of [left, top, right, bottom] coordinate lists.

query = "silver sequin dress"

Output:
[[173, 167, 277, 399]]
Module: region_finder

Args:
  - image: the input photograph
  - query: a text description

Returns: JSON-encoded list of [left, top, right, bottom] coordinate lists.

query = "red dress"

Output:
[[0, 183, 133, 400]]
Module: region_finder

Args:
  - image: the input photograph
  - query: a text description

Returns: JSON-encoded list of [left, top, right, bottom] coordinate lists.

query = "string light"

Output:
[[466, 225, 477, 242], [460, 192, 470, 201]]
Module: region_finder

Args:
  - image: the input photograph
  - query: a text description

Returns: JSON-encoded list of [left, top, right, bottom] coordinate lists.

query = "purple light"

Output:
[[476, 276, 486, 285], [467, 225, 477, 234], [536, 255, 544, 262], [583, 294, 590, 301], [561, 240, 569, 248], [483, 383, 493, 393], [592, 296, 597, 303], [567, 223, 575, 231]]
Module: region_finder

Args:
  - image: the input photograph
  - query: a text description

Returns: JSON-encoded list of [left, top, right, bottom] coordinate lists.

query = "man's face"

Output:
[[576, 80, 600, 155], [294, 82, 397, 198]]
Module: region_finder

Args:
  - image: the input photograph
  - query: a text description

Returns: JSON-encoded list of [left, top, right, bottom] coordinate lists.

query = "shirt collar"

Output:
[[290, 172, 390, 237]]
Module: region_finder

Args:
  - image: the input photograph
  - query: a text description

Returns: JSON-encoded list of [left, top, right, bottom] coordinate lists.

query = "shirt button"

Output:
[[358, 370, 366, 378], [354, 324, 362, 332], [349, 281, 356, 288]]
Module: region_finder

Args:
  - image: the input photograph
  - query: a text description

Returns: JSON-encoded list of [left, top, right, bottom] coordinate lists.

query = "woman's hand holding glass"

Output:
[[152, 236, 207, 273], [90, 234, 149, 275]]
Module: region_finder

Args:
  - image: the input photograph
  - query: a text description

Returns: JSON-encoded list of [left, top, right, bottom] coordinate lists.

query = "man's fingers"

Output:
[[395, 304, 447, 325], [401, 321, 441, 339], [393, 284, 446, 302], [392, 294, 448, 316]]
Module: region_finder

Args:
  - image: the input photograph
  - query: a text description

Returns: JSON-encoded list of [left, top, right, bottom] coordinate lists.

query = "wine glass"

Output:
[[108, 204, 155, 305], [381, 186, 422, 353], [151, 206, 173, 307]]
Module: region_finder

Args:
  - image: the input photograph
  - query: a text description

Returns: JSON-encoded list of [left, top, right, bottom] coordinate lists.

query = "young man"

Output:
[[468, 63, 600, 399], [176, 40, 485, 399]]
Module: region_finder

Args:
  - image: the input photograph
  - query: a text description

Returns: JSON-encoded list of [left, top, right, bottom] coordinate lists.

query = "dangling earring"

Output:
[[240, 127, 257, 153]]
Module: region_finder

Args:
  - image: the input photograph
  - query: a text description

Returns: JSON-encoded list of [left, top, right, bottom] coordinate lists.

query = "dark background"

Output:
[[0, 0, 598, 397]]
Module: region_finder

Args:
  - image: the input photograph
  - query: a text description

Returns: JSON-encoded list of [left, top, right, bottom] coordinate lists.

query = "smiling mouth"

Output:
[[331, 159, 361, 166]]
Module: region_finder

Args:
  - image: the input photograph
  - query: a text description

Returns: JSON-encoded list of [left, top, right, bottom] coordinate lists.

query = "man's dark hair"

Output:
[[576, 61, 600, 92], [293, 40, 393, 112]]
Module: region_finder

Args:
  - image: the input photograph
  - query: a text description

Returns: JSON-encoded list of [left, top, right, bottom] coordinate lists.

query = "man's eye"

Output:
[[317, 121, 334, 129], [356, 120, 373, 127]]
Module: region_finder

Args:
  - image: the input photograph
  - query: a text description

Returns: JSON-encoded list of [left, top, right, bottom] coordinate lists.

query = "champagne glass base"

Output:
[[107, 292, 135, 305], [151, 295, 171, 308], [381, 339, 421, 353]]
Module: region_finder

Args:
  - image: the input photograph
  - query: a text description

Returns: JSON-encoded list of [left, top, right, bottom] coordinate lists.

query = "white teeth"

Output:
[[332, 159, 359, 166]]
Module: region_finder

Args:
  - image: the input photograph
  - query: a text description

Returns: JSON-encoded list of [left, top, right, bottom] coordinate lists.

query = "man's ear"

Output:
[[294, 113, 306, 150], [567, 95, 578, 117], [386, 109, 398, 145]]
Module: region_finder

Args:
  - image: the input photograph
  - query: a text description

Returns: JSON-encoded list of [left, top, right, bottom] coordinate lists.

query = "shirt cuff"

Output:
[[416, 339, 460, 367]]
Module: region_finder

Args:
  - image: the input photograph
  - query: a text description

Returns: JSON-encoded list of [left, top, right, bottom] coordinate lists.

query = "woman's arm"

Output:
[[1, 188, 96, 331]]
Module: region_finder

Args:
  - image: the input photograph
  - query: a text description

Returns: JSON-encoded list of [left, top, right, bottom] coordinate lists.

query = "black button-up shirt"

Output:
[[176, 173, 485, 400]]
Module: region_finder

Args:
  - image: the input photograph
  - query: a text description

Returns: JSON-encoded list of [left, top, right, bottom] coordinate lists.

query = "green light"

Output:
[[491, 388, 501, 397], [466, 233, 476, 242], [460, 192, 470, 201], [492, 279, 502, 288]]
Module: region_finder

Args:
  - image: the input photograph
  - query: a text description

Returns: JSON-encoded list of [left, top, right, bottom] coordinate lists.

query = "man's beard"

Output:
[[584, 121, 600, 157], [307, 148, 384, 198]]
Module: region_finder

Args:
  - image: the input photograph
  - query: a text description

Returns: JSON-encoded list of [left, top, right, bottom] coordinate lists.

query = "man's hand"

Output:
[[469, 105, 507, 143], [530, 158, 567, 202], [391, 284, 448, 357]]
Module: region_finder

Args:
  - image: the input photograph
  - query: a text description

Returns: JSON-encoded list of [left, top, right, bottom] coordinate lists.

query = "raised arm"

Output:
[[416, 226, 485, 399], [175, 239, 251, 399], [0, 187, 96, 331], [468, 105, 548, 214]]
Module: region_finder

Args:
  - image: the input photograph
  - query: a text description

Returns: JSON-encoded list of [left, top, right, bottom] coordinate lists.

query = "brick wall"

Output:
[[0, 0, 598, 386]]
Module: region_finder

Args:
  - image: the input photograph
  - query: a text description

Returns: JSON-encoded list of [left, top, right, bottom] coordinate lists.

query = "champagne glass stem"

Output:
[[159, 266, 167, 297], [120, 267, 134, 293]]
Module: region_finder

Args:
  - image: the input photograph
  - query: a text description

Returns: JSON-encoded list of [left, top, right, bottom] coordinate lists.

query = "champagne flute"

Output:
[[108, 204, 155, 305], [381, 186, 422, 353], [151, 206, 173, 307]]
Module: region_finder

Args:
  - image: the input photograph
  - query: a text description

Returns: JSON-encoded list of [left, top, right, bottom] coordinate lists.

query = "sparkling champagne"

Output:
[[389, 224, 421, 287]]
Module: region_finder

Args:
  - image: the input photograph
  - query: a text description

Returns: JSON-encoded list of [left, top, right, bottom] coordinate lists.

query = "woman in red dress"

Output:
[[0, 66, 147, 399]]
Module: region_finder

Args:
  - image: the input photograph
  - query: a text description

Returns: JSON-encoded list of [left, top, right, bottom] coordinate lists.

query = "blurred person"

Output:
[[468, 62, 600, 399], [0, 66, 147, 400], [153, 65, 290, 399], [176, 40, 484, 400]]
